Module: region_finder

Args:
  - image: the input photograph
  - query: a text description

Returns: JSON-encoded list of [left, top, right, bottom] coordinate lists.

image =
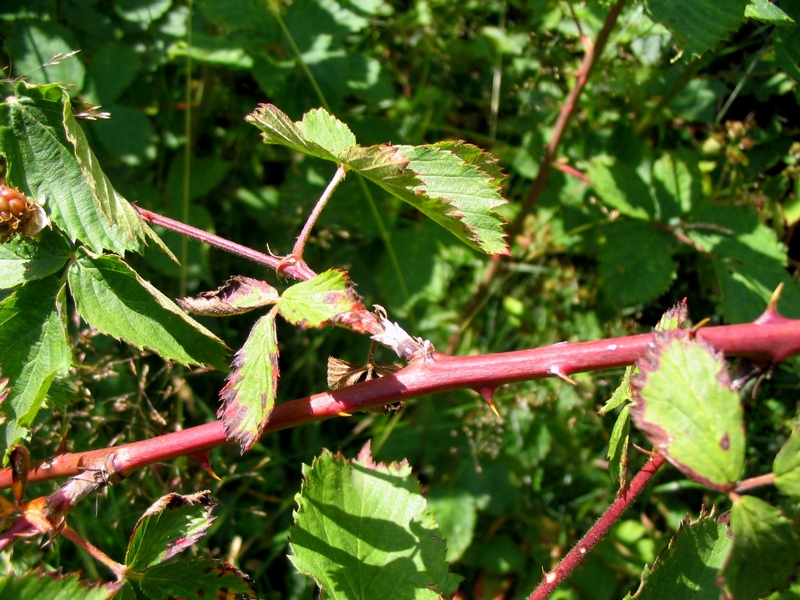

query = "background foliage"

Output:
[[1, 0, 799, 598]]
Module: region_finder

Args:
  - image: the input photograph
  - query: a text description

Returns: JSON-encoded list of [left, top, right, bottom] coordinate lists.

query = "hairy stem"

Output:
[[528, 455, 667, 599], [134, 205, 317, 280], [291, 164, 348, 260]]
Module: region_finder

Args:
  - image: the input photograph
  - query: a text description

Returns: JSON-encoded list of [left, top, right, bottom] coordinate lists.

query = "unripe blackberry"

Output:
[[0, 185, 49, 242]]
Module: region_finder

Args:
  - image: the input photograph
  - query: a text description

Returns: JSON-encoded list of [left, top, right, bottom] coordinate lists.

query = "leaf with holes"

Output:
[[125, 491, 216, 572], [218, 308, 279, 452], [630, 330, 745, 490], [290, 443, 461, 599], [137, 558, 256, 599]]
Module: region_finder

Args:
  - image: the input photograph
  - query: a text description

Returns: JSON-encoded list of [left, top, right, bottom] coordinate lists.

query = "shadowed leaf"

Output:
[[139, 558, 256, 599]]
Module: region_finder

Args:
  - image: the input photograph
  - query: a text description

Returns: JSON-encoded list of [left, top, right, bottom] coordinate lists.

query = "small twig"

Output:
[[133, 205, 317, 280], [61, 525, 127, 580], [529, 454, 667, 600], [290, 164, 348, 261], [734, 472, 775, 494]]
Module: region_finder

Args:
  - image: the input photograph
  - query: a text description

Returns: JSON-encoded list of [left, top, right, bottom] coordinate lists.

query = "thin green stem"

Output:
[[272, 8, 330, 112], [180, 0, 194, 298]]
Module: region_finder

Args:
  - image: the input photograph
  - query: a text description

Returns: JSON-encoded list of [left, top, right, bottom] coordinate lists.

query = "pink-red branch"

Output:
[[529, 455, 667, 599], [2, 315, 798, 492]]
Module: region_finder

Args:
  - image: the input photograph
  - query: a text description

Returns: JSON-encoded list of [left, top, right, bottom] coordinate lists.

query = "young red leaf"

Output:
[[218, 308, 280, 452]]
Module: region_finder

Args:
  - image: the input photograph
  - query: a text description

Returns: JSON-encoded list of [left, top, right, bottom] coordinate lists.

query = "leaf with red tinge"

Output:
[[218, 308, 280, 452], [138, 557, 256, 600], [178, 275, 279, 316], [278, 269, 368, 330], [125, 490, 215, 572], [630, 330, 745, 490]]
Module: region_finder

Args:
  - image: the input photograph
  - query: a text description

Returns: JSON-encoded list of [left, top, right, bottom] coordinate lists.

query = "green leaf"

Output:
[[139, 558, 256, 600], [0, 82, 145, 255], [626, 511, 732, 599], [687, 206, 800, 322], [644, 0, 749, 57], [247, 105, 509, 255], [218, 309, 279, 453], [599, 220, 676, 306], [0, 230, 72, 290], [607, 404, 631, 488], [426, 485, 477, 563], [651, 151, 701, 219], [721, 496, 800, 600], [125, 491, 216, 572], [601, 365, 634, 415], [178, 276, 279, 317], [385, 144, 508, 255], [246, 104, 345, 162], [588, 155, 656, 220], [67, 250, 229, 370], [0, 569, 119, 600], [745, 0, 795, 24], [298, 108, 357, 156], [630, 330, 745, 490], [278, 269, 367, 329], [0, 277, 71, 454], [289, 445, 461, 599], [774, 427, 800, 499]]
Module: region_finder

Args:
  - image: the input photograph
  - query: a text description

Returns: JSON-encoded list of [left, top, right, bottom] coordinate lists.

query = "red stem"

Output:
[[134, 205, 318, 281], [528, 455, 667, 599], [2, 316, 798, 491]]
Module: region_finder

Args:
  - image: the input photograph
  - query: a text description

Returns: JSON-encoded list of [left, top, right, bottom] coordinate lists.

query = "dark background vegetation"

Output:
[[1, 1, 799, 598]]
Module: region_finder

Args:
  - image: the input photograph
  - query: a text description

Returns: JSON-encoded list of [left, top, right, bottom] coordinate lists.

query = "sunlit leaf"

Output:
[[125, 491, 216, 572], [218, 308, 279, 453], [67, 250, 229, 369], [0, 277, 71, 455], [774, 427, 800, 500], [278, 268, 368, 329], [289, 444, 461, 599], [630, 330, 745, 490]]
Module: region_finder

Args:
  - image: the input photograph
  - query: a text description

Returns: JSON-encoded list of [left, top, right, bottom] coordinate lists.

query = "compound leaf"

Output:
[[290, 444, 461, 599], [631, 330, 745, 490], [68, 250, 229, 369], [218, 308, 279, 453]]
